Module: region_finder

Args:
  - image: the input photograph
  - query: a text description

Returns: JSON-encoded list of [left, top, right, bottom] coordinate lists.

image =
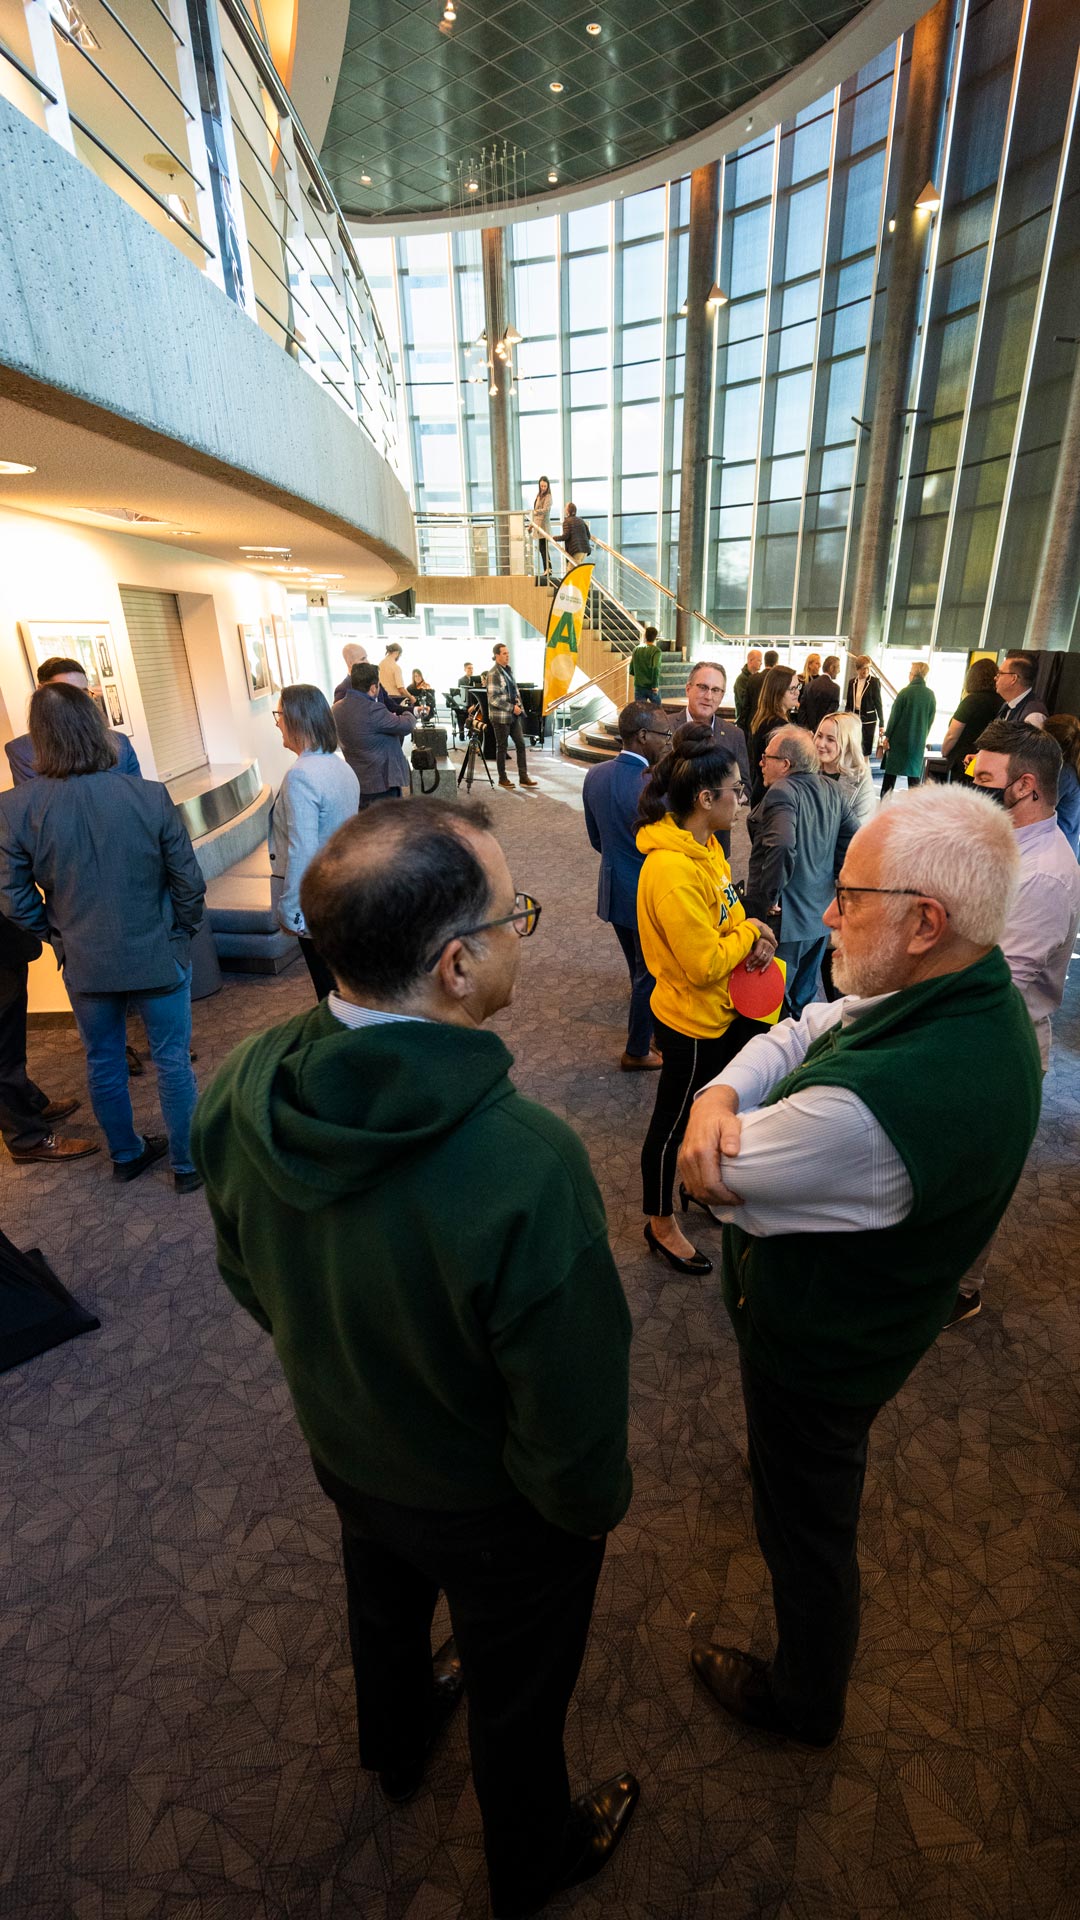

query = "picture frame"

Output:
[[239, 621, 272, 700], [18, 620, 133, 735], [271, 613, 295, 688]]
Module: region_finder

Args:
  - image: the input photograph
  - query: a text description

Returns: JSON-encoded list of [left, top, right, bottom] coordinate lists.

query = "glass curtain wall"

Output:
[[358, 0, 1079, 649]]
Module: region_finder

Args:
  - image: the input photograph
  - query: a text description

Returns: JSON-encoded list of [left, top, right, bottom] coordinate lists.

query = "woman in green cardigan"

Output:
[[880, 662, 936, 795]]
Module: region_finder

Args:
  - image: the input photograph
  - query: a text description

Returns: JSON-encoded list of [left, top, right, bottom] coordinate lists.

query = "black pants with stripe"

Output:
[[640, 1014, 760, 1218]]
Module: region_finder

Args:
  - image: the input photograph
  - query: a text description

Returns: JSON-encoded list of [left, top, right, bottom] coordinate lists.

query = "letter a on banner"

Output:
[[542, 562, 594, 713]]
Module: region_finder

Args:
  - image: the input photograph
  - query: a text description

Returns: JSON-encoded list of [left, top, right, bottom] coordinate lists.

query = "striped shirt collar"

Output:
[[328, 992, 428, 1030]]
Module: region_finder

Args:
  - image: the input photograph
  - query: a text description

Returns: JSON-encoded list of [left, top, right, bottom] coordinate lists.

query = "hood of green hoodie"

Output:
[[203, 1001, 515, 1213], [636, 814, 718, 861]]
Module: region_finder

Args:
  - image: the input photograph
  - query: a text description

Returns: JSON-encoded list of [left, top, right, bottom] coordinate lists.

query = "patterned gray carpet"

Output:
[[2, 767, 1079, 1920]]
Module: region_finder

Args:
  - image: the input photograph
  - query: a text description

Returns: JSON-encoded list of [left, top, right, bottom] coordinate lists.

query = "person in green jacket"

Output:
[[678, 784, 1041, 1749], [629, 625, 663, 705], [880, 661, 937, 793], [192, 800, 638, 1919]]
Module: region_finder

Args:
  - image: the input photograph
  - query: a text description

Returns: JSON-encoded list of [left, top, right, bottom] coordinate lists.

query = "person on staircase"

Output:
[[532, 476, 553, 581], [630, 627, 663, 707], [562, 503, 592, 559]]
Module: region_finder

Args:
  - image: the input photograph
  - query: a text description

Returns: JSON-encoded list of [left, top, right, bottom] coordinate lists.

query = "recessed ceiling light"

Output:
[[547, 169, 558, 183], [360, 173, 372, 185], [0, 460, 36, 475], [586, 21, 601, 33], [549, 80, 563, 92], [240, 544, 290, 554], [467, 179, 479, 192]]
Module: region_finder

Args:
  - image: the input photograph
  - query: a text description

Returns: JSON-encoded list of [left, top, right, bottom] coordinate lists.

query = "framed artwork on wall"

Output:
[[239, 622, 272, 699], [272, 614, 296, 687], [18, 620, 133, 734]]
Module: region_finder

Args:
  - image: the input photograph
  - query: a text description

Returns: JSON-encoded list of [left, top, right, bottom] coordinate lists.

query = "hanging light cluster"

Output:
[[466, 325, 523, 399], [452, 143, 526, 219]]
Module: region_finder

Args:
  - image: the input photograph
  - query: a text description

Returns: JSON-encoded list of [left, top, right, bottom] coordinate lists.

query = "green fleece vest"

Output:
[[721, 949, 1042, 1405]]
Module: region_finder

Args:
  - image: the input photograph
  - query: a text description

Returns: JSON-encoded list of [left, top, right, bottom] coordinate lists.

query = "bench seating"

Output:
[[193, 786, 300, 974]]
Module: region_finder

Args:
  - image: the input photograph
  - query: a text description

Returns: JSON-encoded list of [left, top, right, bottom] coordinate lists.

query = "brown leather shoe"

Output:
[[519, 777, 539, 787], [620, 1049, 663, 1071], [40, 1097, 80, 1123], [498, 777, 516, 790], [8, 1133, 100, 1164]]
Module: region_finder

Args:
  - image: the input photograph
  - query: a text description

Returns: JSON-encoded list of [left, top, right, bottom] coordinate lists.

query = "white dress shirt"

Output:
[[696, 995, 914, 1238], [1001, 816, 1080, 1069]]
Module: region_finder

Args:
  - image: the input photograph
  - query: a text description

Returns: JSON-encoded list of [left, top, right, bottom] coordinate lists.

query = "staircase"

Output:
[[559, 646, 691, 763]]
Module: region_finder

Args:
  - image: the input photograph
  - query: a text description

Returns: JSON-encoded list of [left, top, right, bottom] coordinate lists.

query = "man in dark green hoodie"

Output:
[[192, 799, 637, 1920]]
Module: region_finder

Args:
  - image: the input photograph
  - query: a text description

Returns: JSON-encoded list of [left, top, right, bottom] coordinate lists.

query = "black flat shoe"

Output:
[[378, 1634, 464, 1803], [690, 1645, 838, 1750], [644, 1222, 712, 1275]]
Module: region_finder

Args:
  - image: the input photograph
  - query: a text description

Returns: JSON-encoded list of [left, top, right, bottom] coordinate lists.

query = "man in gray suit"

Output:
[[334, 663, 414, 808], [6, 655, 141, 785], [745, 725, 859, 1016]]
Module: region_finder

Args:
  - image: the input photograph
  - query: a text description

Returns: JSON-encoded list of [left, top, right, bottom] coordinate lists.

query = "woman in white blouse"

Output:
[[815, 712, 876, 826]]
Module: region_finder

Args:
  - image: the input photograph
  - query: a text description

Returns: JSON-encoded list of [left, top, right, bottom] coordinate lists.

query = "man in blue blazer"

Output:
[[583, 701, 673, 1070], [333, 663, 415, 807], [6, 656, 141, 785]]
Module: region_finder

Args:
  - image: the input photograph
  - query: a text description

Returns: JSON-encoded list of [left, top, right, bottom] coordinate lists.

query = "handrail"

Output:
[[545, 657, 630, 713]]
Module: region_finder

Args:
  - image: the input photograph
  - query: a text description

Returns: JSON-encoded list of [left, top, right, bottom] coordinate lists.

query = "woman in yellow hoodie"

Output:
[[636, 725, 777, 1274]]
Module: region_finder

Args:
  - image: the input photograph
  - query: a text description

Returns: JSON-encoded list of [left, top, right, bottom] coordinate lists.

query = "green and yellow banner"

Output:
[[542, 562, 593, 713]]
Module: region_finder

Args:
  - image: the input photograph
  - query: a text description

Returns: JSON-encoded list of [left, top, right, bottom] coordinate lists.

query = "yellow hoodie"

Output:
[[636, 815, 759, 1038]]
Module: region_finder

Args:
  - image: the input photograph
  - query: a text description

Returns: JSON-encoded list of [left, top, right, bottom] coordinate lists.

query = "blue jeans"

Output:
[[777, 935, 829, 1018], [611, 922, 655, 1057], [68, 962, 196, 1173], [633, 686, 662, 706]]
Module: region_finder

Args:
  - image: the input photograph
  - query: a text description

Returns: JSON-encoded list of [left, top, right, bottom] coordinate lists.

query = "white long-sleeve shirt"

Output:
[[696, 995, 914, 1238], [1001, 816, 1080, 1071]]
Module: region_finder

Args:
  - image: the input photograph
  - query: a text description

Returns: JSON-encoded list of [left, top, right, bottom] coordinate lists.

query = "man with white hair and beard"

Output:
[[678, 786, 1042, 1751]]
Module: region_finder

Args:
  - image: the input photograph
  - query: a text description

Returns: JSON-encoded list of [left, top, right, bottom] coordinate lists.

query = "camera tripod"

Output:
[[457, 713, 494, 792]]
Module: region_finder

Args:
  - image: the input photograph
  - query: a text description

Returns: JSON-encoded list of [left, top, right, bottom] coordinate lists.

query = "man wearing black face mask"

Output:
[[970, 723, 1080, 1076]]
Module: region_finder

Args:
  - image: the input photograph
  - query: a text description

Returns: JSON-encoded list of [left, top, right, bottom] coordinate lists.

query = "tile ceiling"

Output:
[[320, 0, 873, 220]]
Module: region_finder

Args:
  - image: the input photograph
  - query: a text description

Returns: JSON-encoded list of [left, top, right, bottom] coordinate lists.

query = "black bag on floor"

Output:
[[413, 725, 448, 759], [0, 1228, 100, 1374]]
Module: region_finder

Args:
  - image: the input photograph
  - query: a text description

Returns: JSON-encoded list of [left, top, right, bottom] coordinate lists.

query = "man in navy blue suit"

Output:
[[583, 701, 673, 1071], [6, 657, 141, 785]]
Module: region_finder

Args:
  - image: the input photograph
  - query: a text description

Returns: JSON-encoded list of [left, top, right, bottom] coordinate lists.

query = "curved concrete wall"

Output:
[[0, 96, 416, 586]]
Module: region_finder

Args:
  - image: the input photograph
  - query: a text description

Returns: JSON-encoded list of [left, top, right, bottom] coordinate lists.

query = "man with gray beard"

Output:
[[677, 786, 1041, 1752]]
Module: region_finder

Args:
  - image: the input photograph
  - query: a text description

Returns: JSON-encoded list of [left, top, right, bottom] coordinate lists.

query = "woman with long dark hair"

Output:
[[635, 725, 777, 1274], [271, 683, 360, 999], [532, 475, 553, 580], [748, 664, 801, 803], [0, 683, 205, 1188], [940, 656, 1000, 780]]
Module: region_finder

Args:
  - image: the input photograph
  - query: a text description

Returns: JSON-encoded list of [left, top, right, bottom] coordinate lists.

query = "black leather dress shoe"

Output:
[[690, 1645, 838, 1750], [378, 1635, 464, 1803], [495, 1772, 640, 1918]]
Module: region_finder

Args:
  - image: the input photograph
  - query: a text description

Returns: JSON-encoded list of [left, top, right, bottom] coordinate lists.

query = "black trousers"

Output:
[[357, 787, 399, 811], [879, 772, 921, 795], [611, 922, 655, 1058], [740, 1353, 881, 1741], [0, 960, 50, 1152], [493, 715, 528, 781], [641, 1014, 759, 1217], [298, 936, 335, 1002], [314, 1463, 605, 1916]]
